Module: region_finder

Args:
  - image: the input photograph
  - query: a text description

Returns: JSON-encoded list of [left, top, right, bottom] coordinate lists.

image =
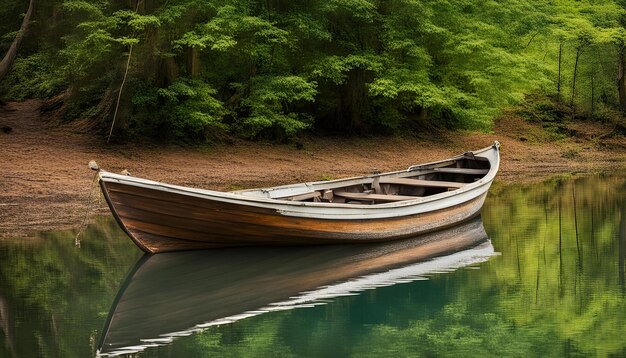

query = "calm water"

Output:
[[0, 174, 625, 357]]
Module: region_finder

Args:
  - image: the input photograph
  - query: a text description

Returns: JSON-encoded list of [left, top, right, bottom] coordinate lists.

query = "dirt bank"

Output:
[[1, 99, 624, 238]]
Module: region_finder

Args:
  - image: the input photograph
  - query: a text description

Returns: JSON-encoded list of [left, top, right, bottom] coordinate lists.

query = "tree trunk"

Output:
[[186, 47, 200, 77], [162, 57, 178, 86], [0, 0, 35, 82], [618, 43, 626, 113], [590, 61, 595, 118], [131, 0, 144, 12], [340, 68, 370, 132], [557, 42, 562, 98], [570, 47, 581, 116]]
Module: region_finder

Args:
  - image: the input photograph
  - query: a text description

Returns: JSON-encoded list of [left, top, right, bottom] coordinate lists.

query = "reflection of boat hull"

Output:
[[98, 218, 494, 356], [98, 143, 499, 253]]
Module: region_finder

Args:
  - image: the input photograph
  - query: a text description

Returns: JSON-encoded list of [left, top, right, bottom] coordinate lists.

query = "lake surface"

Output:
[[0, 174, 624, 357]]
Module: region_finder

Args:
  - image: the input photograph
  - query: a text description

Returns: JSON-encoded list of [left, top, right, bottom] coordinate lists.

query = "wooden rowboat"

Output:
[[97, 141, 500, 253], [97, 218, 494, 356]]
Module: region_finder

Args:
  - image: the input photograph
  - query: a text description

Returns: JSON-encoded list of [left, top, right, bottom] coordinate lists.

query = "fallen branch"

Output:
[[596, 126, 617, 139], [107, 44, 134, 143], [107, 0, 142, 143]]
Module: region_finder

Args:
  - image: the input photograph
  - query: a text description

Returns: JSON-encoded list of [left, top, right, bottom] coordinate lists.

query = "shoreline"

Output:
[[1, 100, 625, 239]]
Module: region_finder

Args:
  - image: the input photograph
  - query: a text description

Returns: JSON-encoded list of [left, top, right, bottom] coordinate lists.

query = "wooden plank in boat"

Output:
[[334, 191, 420, 202], [379, 178, 465, 189], [432, 168, 489, 175], [279, 191, 321, 201]]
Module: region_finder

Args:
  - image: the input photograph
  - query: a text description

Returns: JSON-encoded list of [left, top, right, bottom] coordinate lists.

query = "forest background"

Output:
[[1, 0, 626, 143]]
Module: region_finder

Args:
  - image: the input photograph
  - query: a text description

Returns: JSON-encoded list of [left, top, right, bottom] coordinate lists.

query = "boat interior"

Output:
[[238, 154, 492, 205]]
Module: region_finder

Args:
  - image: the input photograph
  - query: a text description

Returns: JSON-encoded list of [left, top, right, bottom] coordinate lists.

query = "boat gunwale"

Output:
[[98, 142, 499, 212]]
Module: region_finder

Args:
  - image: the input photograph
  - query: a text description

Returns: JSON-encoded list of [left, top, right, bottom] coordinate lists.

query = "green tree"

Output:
[[1, 0, 625, 141]]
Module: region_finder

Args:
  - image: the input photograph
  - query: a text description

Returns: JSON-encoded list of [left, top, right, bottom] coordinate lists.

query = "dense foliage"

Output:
[[1, 0, 626, 141]]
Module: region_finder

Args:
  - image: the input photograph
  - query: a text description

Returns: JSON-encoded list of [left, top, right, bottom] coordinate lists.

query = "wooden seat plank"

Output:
[[432, 168, 489, 175], [379, 178, 465, 189], [334, 191, 420, 202], [279, 191, 321, 201]]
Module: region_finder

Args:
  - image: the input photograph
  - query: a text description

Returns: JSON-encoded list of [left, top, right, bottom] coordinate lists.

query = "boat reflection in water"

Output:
[[97, 217, 496, 356]]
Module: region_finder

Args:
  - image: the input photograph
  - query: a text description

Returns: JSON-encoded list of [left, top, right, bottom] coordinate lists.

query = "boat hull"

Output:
[[100, 179, 487, 253], [98, 142, 499, 253]]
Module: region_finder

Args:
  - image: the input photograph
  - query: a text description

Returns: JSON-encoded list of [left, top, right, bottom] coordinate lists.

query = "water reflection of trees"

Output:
[[0, 217, 139, 357], [151, 175, 626, 357], [478, 175, 626, 356]]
